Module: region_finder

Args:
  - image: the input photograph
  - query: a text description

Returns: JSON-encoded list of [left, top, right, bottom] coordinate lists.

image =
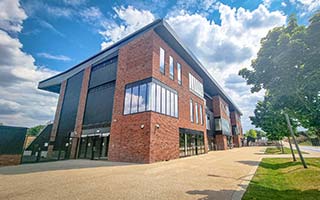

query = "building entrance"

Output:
[[78, 133, 109, 160], [179, 128, 205, 157]]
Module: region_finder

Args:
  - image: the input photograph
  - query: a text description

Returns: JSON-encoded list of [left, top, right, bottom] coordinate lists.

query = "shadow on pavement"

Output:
[[0, 159, 137, 175], [186, 189, 237, 200], [237, 160, 261, 166]]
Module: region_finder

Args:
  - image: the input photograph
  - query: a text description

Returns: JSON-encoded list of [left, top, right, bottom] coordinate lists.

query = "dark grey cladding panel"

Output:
[[0, 126, 27, 155], [83, 81, 116, 126], [89, 57, 118, 89], [55, 70, 84, 150]]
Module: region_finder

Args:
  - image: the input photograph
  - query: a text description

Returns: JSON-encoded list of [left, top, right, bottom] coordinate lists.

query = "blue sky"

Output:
[[0, 0, 319, 130]]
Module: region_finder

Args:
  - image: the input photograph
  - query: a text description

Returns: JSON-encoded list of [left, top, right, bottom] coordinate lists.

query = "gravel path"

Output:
[[0, 146, 319, 200]]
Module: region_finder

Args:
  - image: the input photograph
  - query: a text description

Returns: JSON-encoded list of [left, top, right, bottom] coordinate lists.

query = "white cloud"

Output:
[[98, 4, 286, 131], [0, 0, 59, 127], [99, 6, 155, 49], [37, 52, 71, 61], [296, 0, 320, 12], [0, 0, 27, 32]]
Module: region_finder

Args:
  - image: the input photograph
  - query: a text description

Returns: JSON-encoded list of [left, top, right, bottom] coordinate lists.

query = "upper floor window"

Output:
[[160, 47, 165, 74], [206, 114, 211, 130], [124, 78, 178, 118], [169, 56, 174, 79], [223, 104, 230, 117], [195, 103, 199, 124], [199, 104, 203, 125], [221, 118, 231, 135], [189, 73, 204, 98], [190, 99, 194, 122], [177, 62, 181, 85]]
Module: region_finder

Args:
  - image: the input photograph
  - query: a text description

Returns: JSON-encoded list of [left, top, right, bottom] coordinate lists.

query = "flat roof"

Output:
[[38, 19, 242, 115]]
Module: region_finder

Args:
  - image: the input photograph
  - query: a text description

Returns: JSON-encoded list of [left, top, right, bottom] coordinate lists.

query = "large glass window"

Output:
[[161, 87, 166, 114], [131, 86, 139, 113], [177, 62, 181, 85], [138, 84, 147, 112], [190, 99, 194, 122], [199, 104, 203, 125], [124, 88, 132, 115], [160, 47, 165, 74], [215, 118, 221, 131], [222, 118, 231, 135], [189, 73, 204, 98], [195, 103, 199, 124], [174, 94, 178, 117], [166, 89, 170, 115], [156, 84, 161, 113], [124, 79, 178, 118], [169, 56, 174, 79], [206, 114, 211, 130]]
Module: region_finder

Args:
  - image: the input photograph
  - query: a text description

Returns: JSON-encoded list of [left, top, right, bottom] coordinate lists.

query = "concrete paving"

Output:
[[0, 146, 319, 200]]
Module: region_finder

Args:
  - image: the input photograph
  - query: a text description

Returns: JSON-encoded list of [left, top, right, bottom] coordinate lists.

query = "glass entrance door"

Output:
[[78, 135, 109, 160]]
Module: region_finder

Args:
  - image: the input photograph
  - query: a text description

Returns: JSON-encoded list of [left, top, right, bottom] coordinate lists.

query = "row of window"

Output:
[[124, 80, 178, 118], [189, 99, 204, 125], [160, 47, 182, 85], [189, 73, 204, 98]]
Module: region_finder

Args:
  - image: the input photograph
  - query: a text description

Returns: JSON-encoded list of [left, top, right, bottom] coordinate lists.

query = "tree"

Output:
[[239, 13, 320, 137], [27, 125, 45, 136], [256, 130, 266, 139], [246, 129, 257, 139]]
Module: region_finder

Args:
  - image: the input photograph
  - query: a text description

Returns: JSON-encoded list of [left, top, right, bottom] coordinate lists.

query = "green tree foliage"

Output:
[[246, 129, 257, 139], [256, 130, 266, 139], [250, 96, 298, 141], [27, 125, 45, 136], [239, 13, 320, 137]]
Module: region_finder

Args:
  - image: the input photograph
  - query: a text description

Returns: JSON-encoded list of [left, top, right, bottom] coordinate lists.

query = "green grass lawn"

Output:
[[265, 147, 307, 154], [243, 158, 320, 200]]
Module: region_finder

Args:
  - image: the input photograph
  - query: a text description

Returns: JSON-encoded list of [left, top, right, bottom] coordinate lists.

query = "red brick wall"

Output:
[[108, 30, 208, 163], [150, 31, 207, 161], [0, 155, 21, 166], [108, 31, 154, 163]]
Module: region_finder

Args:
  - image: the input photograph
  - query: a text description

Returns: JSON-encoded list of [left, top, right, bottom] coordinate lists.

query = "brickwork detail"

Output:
[[215, 134, 227, 150], [0, 155, 21, 166]]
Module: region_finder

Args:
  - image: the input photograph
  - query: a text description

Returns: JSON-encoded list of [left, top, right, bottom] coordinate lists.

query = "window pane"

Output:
[[215, 118, 221, 131], [160, 47, 165, 74], [156, 84, 161, 112], [138, 84, 146, 112], [174, 93, 178, 117], [206, 114, 211, 130], [131, 86, 139, 113], [195, 103, 198, 124], [177, 62, 181, 84], [190, 99, 193, 122], [169, 56, 174, 79], [199, 105, 203, 125], [148, 82, 156, 111], [189, 73, 204, 98], [124, 88, 131, 115], [170, 92, 174, 116], [161, 87, 166, 114], [166, 89, 170, 115]]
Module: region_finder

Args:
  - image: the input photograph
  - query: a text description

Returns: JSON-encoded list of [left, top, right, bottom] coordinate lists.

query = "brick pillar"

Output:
[[70, 66, 91, 159], [47, 80, 67, 158], [216, 134, 227, 150], [233, 135, 241, 147]]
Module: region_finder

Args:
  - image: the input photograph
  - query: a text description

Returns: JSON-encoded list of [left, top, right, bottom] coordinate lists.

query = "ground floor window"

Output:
[[179, 128, 205, 157]]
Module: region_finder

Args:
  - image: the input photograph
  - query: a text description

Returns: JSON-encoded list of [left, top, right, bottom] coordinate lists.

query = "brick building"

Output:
[[38, 19, 243, 163]]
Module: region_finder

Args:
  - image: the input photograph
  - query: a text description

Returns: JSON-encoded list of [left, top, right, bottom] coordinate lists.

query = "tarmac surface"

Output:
[[1, 146, 319, 200]]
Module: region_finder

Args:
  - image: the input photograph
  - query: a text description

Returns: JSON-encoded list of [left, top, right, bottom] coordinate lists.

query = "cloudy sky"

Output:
[[0, 0, 319, 129]]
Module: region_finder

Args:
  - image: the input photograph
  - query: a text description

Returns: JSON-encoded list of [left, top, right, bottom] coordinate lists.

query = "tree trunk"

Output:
[[288, 136, 296, 161]]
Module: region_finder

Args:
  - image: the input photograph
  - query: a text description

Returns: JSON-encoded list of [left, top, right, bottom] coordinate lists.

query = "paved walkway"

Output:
[[0, 146, 319, 200]]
